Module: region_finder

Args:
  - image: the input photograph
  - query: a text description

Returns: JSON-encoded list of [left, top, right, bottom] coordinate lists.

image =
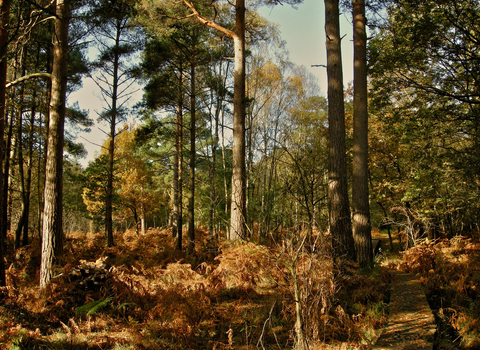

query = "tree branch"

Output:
[[182, 0, 235, 38], [6, 72, 51, 88]]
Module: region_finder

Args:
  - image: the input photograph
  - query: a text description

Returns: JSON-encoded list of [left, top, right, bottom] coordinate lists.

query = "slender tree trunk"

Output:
[[39, 21, 54, 243], [187, 48, 196, 253], [208, 60, 228, 239], [173, 64, 183, 250], [105, 20, 122, 247], [221, 106, 229, 224], [140, 203, 146, 235], [40, 0, 70, 290], [352, 0, 372, 268], [15, 98, 25, 250], [37, 112, 45, 240], [229, 0, 246, 240], [14, 62, 27, 249], [208, 89, 219, 241], [0, 0, 12, 287], [22, 79, 37, 246], [2, 108, 13, 241], [325, 0, 356, 265]]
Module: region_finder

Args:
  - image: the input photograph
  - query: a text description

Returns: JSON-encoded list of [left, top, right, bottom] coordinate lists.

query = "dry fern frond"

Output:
[[60, 321, 71, 335]]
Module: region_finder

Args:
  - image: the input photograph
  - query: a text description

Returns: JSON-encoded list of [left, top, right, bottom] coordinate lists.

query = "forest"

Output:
[[0, 0, 479, 349]]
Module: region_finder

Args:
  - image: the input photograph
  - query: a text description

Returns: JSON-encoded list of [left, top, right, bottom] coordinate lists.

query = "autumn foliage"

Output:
[[0, 229, 390, 349], [397, 236, 480, 349]]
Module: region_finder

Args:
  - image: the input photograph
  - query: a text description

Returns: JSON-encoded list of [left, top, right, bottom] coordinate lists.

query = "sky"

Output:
[[71, 0, 355, 167]]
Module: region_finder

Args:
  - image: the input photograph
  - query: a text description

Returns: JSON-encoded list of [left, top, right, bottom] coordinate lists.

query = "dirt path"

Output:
[[373, 271, 436, 350]]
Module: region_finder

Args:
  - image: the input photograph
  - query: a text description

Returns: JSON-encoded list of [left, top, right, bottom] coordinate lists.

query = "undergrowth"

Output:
[[398, 235, 480, 349], [0, 228, 390, 349]]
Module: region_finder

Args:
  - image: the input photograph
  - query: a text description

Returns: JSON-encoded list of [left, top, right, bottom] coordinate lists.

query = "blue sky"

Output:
[[72, 0, 356, 166], [258, 0, 354, 94]]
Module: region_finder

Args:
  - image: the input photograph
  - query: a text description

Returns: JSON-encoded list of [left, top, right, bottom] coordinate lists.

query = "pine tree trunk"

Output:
[[140, 203, 146, 235], [23, 80, 37, 246], [14, 62, 27, 249], [15, 104, 26, 250], [187, 49, 196, 253], [2, 109, 14, 242], [105, 20, 122, 247], [325, 0, 356, 264], [40, 0, 70, 290], [173, 64, 183, 250], [352, 0, 372, 268], [0, 0, 12, 287], [229, 0, 246, 240], [209, 88, 220, 241]]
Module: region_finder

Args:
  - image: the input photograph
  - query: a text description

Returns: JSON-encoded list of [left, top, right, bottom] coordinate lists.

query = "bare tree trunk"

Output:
[[187, 48, 196, 253], [23, 79, 37, 246], [325, 0, 356, 265], [0, 0, 12, 287], [183, 1, 247, 239], [209, 88, 219, 241], [229, 0, 246, 240], [173, 64, 183, 250], [2, 108, 13, 241], [14, 95, 25, 250], [352, 0, 372, 268], [14, 62, 27, 249], [209, 60, 228, 240], [221, 107, 229, 225], [140, 203, 146, 235], [105, 20, 123, 247], [40, 0, 70, 290]]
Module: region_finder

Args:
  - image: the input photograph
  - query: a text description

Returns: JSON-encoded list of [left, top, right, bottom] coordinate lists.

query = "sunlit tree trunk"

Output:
[[2, 109, 13, 242], [183, 0, 247, 240], [229, 0, 246, 240], [140, 202, 146, 235], [0, 0, 12, 287], [40, 0, 70, 290], [352, 0, 372, 268], [209, 59, 229, 239], [325, 0, 356, 264]]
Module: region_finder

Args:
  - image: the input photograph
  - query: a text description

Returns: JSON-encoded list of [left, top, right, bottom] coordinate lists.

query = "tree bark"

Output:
[[325, 0, 356, 264], [229, 0, 246, 240], [352, 0, 372, 268], [183, 0, 247, 240], [173, 63, 183, 250], [2, 108, 13, 242], [105, 19, 122, 248], [40, 0, 70, 290], [0, 0, 12, 287], [23, 66, 38, 247], [14, 95, 25, 250], [187, 46, 196, 253]]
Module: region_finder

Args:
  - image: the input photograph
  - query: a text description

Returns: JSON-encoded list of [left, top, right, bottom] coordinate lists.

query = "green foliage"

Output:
[[75, 297, 113, 316], [368, 0, 480, 238]]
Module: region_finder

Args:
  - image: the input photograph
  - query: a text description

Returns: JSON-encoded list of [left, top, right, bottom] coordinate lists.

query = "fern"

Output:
[[117, 302, 136, 310], [75, 297, 113, 316]]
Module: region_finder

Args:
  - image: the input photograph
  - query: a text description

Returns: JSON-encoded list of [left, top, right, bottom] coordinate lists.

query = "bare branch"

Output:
[[6, 72, 51, 88], [182, 0, 235, 38]]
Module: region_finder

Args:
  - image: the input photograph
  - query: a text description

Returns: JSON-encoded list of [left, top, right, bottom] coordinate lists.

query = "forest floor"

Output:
[[0, 228, 478, 349], [372, 270, 435, 349], [375, 231, 480, 350]]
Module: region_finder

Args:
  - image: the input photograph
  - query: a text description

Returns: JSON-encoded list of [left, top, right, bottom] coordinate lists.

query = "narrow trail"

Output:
[[373, 270, 436, 350]]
